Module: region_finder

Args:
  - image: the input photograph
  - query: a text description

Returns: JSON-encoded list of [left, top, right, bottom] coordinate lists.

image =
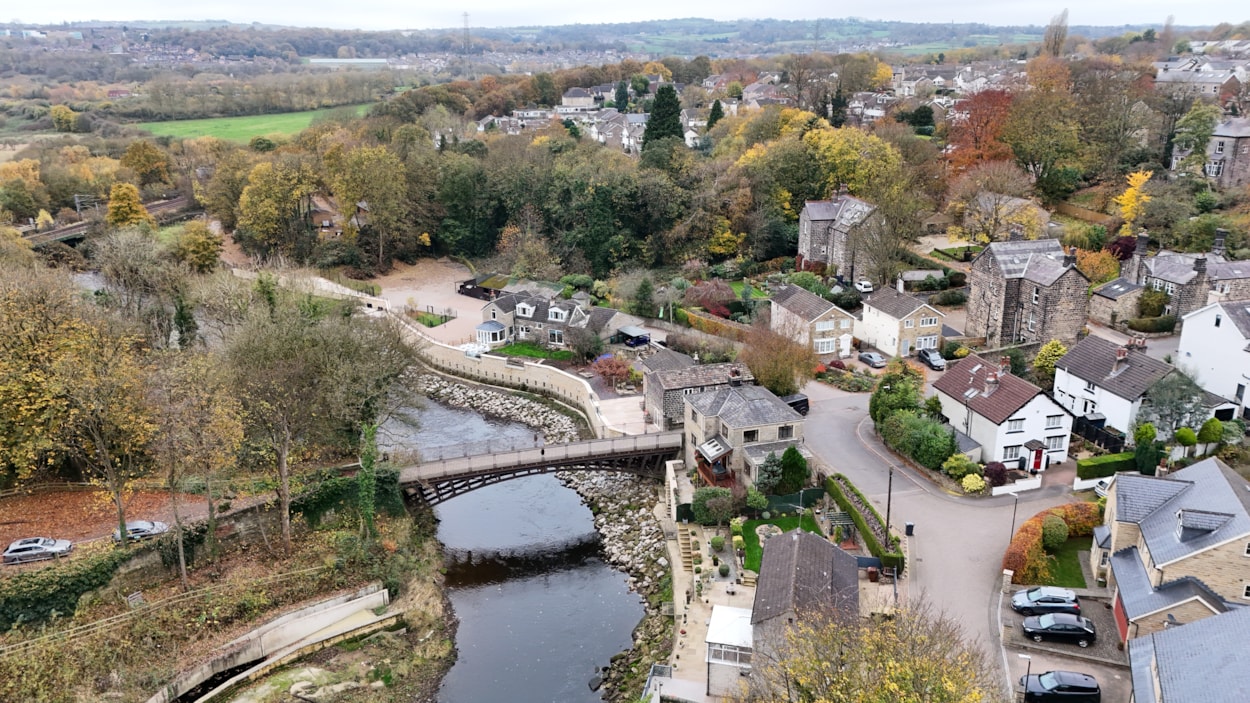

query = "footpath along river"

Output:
[[382, 398, 646, 703]]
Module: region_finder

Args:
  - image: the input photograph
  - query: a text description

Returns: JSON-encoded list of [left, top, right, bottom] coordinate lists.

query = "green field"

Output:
[[136, 104, 371, 142]]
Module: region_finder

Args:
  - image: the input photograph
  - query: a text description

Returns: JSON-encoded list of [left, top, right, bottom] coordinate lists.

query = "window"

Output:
[[1082, 399, 1097, 415], [1008, 419, 1024, 432], [683, 387, 698, 395], [1004, 445, 1022, 460], [744, 430, 759, 443], [816, 320, 835, 331], [840, 318, 851, 329], [1207, 161, 1224, 177], [1046, 435, 1066, 451], [1084, 381, 1096, 393], [517, 303, 534, 318], [778, 425, 794, 440], [904, 319, 914, 328], [1244, 584, 1250, 599], [1216, 314, 1222, 327], [1027, 313, 1036, 332], [1237, 384, 1245, 403], [1032, 287, 1040, 304], [1244, 542, 1250, 557], [1046, 415, 1063, 429], [548, 309, 566, 322], [920, 316, 938, 327], [815, 338, 838, 354], [548, 329, 564, 346], [1216, 140, 1225, 154], [1165, 282, 1176, 296], [1152, 279, 1163, 291]]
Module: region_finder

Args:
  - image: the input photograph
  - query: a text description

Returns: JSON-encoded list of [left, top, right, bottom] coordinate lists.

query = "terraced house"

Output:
[[965, 238, 1089, 348]]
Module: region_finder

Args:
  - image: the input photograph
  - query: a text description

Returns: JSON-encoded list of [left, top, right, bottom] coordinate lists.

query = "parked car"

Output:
[[853, 280, 874, 294], [624, 334, 651, 348], [1021, 670, 1101, 702], [1021, 613, 1097, 648], [3, 537, 73, 565], [780, 393, 809, 416], [113, 520, 170, 542], [1011, 586, 1082, 616], [917, 348, 946, 370], [858, 351, 887, 368], [1094, 479, 1110, 498]]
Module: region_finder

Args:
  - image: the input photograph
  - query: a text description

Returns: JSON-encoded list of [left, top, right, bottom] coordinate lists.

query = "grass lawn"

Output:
[[742, 514, 824, 573], [1042, 537, 1089, 589], [495, 342, 574, 362], [728, 280, 770, 299], [932, 245, 983, 261], [136, 104, 370, 142], [408, 310, 452, 328]]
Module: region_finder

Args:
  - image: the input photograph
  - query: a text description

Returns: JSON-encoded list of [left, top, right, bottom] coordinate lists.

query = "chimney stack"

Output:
[[999, 355, 1012, 376], [1008, 223, 1024, 241], [1214, 228, 1228, 257], [984, 371, 1000, 395], [1064, 246, 1077, 268], [1112, 346, 1129, 375], [1193, 255, 1207, 276], [729, 367, 742, 387], [897, 277, 905, 294], [1135, 230, 1149, 256]]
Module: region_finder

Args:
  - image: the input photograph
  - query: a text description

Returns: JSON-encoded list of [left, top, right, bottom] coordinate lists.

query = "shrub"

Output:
[[719, 563, 730, 577], [941, 341, 962, 360], [929, 289, 967, 306], [694, 566, 702, 574], [953, 346, 971, 358], [730, 517, 744, 536], [1041, 514, 1070, 552], [1002, 503, 1102, 584], [827, 475, 903, 572], [692, 487, 735, 525], [984, 461, 1009, 487], [1134, 422, 1157, 445], [732, 535, 744, 551], [1126, 315, 1176, 333], [710, 535, 726, 551], [746, 487, 768, 510], [1174, 427, 1197, 446], [1138, 289, 1169, 318], [1197, 418, 1223, 444], [961, 474, 987, 494], [761, 511, 771, 520], [1076, 452, 1135, 479], [947, 271, 967, 287], [942, 453, 980, 480], [0, 547, 134, 629]]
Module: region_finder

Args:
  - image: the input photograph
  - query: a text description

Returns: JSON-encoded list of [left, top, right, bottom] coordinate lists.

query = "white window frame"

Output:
[[815, 338, 838, 354], [548, 329, 564, 346], [517, 303, 534, 318], [904, 319, 914, 328], [920, 316, 938, 327], [1216, 140, 1225, 154], [1032, 287, 1040, 304], [1046, 435, 1065, 451], [839, 318, 851, 329], [1084, 381, 1096, 393], [1008, 419, 1024, 432], [1244, 584, 1250, 599], [1003, 445, 1022, 461], [778, 425, 794, 440], [1045, 415, 1063, 429], [815, 320, 836, 331], [1243, 542, 1250, 557], [548, 309, 566, 322]]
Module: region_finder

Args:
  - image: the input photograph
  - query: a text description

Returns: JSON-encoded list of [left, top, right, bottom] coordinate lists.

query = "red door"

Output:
[[1032, 448, 1044, 471]]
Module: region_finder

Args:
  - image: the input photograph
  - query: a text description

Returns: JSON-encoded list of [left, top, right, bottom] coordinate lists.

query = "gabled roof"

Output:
[[1021, 254, 1081, 286], [800, 195, 875, 230], [751, 530, 858, 624], [978, 239, 1066, 278], [863, 286, 941, 321], [1213, 116, 1250, 139], [1109, 547, 1229, 621], [640, 348, 696, 374], [1055, 335, 1173, 402], [1129, 602, 1250, 703], [1113, 473, 1192, 523], [1184, 300, 1250, 339], [657, 362, 753, 391], [687, 384, 802, 428], [1143, 251, 1205, 284], [931, 354, 1046, 425], [770, 283, 836, 322]]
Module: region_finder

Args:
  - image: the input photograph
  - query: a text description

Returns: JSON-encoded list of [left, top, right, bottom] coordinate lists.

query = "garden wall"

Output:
[[990, 475, 1042, 496], [825, 475, 903, 572]]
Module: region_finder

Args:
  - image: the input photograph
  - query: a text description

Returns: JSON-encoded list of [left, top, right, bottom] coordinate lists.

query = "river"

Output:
[[383, 401, 646, 703]]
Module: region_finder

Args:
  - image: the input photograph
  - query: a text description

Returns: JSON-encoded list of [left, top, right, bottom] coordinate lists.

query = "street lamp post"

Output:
[[1018, 653, 1032, 694], [884, 462, 894, 548], [1007, 491, 1020, 542]]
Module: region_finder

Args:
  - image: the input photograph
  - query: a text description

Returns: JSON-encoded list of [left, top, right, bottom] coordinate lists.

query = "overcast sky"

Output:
[[13, 2, 1242, 32]]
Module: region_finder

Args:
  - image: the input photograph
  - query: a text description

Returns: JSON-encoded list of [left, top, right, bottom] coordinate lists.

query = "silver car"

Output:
[[3, 537, 73, 565], [113, 520, 171, 542], [858, 351, 888, 368]]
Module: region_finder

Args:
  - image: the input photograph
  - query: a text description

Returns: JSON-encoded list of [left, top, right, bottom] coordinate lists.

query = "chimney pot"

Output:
[[1193, 255, 1207, 275], [1135, 230, 1149, 255], [897, 277, 905, 293], [985, 371, 999, 394], [999, 355, 1011, 376]]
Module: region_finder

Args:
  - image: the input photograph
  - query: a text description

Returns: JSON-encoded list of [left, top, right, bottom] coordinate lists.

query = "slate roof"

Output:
[[770, 283, 836, 322], [1144, 251, 1203, 284], [750, 530, 859, 625], [1215, 301, 1250, 339], [1092, 277, 1143, 300], [1129, 602, 1250, 703], [932, 354, 1045, 425], [1109, 547, 1229, 620], [1114, 458, 1250, 567], [980, 239, 1065, 278], [1093, 524, 1110, 550], [801, 195, 875, 229], [640, 348, 696, 374], [687, 384, 803, 429], [864, 286, 940, 320], [1021, 254, 1077, 286], [743, 441, 812, 466], [1055, 335, 1173, 402], [656, 362, 753, 391], [1213, 116, 1250, 139]]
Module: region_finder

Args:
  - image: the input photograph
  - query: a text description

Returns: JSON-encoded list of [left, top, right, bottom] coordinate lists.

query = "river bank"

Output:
[[416, 375, 673, 702]]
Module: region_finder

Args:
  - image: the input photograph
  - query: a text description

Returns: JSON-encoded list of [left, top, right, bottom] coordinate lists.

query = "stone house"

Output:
[[1052, 336, 1172, 434], [1121, 230, 1250, 321], [1088, 277, 1143, 327], [964, 238, 1089, 348], [683, 384, 806, 488], [1089, 458, 1250, 644], [1128, 599, 1250, 703], [1177, 301, 1250, 423], [932, 354, 1072, 467], [643, 362, 754, 431], [560, 86, 595, 109], [749, 530, 859, 688], [768, 283, 856, 357], [476, 290, 623, 349], [1203, 117, 1250, 190], [857, 281, 945, 357], [796, 193, 876, 277]]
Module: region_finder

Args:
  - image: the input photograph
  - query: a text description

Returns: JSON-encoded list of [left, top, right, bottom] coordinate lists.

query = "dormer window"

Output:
[[548, 308, 566, 322], [516, 303, 534, 318]]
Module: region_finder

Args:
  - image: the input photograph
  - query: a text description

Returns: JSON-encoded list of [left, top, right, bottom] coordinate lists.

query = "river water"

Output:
[[384, 401, 645, 703]]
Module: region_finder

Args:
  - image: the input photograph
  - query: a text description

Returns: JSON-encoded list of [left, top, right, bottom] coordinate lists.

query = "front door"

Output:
[[900, 338, 911, 356], [1032, 448, 1044, 471]]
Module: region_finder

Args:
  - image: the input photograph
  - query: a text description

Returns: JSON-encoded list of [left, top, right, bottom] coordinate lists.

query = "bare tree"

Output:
[[1043, 9, 1069, 58]]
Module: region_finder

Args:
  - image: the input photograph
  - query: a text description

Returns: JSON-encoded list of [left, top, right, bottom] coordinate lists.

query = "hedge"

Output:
[[1125, 315, 1176, 333], [1002, 502, 1102, 584], [826, 475, 904, 572], [1076, 451, 1135, 479], [0, 547, 134, 630], [929, 289, 968, 306]]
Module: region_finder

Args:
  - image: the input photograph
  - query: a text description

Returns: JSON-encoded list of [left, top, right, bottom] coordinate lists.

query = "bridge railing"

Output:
[[400, 432, 682, 483]]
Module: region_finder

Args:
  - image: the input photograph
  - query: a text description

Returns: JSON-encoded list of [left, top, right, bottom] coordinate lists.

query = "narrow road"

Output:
[[801, 380, 1073, 664]]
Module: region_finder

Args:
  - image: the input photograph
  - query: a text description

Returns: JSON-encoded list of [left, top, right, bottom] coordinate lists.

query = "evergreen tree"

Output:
[[777, 446, 810, 495], [633, 276, 656, 317], [643, 85, 683, 151], [707, 99, 724, 130], [756, 452, 783, 494], [615, 80, 629, 109]]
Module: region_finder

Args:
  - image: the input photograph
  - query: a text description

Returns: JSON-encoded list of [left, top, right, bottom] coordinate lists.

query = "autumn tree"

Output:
[[1172, 102, 1223, 176], [49, 105, 78, 132], [945, 89, 1014, 171], [1076, 249, 1120, 286], [329, 145, 409, 271], [93, 229, 190, 349], [1032, 339, 1068, 390], [175, 219, 224, 273], [1002, 58, 1081, 202], [149, 352, 244, 584], [105, 182, 156, 230], [1113, 170, 1153, 235], [120, 140, 171, 187], [591, 355, 632, 387], [236, 158, 318, 261], [738, 322, 817, 397], [945, 161, 1042, 242], [0, 226, 35, 268]]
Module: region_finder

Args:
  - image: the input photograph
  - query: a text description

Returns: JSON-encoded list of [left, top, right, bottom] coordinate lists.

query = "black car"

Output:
[[1021, 670, 1101, 702], [916, 348, 946, 371], [1011, 586, 1082, 616], [1021, 613, 1097, 648], [624, 334, 651, 348]]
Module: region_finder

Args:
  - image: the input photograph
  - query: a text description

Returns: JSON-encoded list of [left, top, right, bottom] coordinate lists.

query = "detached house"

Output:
[[1128, 599, 1250, 703], [965, 237, 1089, 348], [1052, 336, 1172, 435], [769, 283, 856, 357], [858, 281, 945, 357], [1178, 301, 1250, 423], [475, 290, 623, 349], [684, 384, 806, 488], [933, 354, 1072, 468], [1202, 117, 1250, 190], [1090, 458, 1250, 646], [796, 193, 876, 276], [643, 363, 754, 431]]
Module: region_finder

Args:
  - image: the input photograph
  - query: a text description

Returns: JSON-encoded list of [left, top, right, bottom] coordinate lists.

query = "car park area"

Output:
[[1001, 593, 1130, 702]]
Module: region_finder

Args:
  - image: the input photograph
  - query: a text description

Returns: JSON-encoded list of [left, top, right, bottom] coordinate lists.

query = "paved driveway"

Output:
[[1004, 648, 1132, 703]]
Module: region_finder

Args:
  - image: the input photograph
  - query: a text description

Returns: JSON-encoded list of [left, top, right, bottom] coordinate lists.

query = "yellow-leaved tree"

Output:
[[1113, 170, 1152, 235], [105, 182, 156, 230], [1076, 248, 1120, 286]]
